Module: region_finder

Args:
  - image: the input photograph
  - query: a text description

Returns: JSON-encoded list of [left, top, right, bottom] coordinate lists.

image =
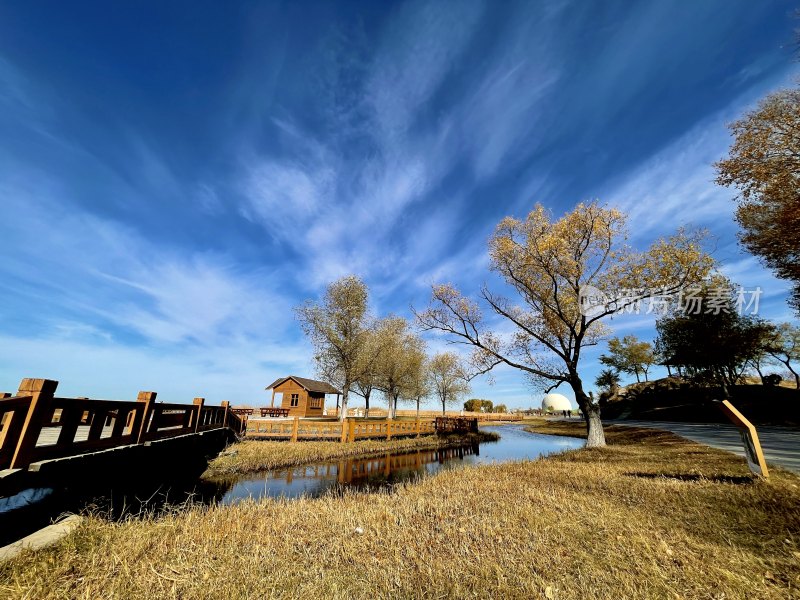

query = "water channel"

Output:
[[0, 425, 583, 546], [219, 425, 583, 502]]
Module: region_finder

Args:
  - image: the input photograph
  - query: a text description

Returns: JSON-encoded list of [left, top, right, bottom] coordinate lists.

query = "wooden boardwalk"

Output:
[[1, 378, 243, 472]]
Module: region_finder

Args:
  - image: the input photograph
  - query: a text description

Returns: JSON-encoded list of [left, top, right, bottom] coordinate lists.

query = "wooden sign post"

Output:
[[716, 399, 769, 478]]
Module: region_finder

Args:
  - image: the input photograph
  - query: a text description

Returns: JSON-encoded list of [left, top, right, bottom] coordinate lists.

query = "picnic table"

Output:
[[260, 407, 291, 418]]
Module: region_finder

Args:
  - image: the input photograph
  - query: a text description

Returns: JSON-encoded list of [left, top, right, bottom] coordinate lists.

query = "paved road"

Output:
[[608, 419, 800, 474]]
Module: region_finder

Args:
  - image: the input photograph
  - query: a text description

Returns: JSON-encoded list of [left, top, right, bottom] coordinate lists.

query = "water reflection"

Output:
[[219, 426, 584, 503], [220, 444, 481, 503]]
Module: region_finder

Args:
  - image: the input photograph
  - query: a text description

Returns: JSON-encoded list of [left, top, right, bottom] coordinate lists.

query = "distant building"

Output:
[[541, 393, 571, 413], [265, 376, 341, 418]]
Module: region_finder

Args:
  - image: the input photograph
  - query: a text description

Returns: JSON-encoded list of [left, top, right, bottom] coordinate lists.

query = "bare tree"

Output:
[[416, 202, 712, 447], [766, 322, 800, 391]]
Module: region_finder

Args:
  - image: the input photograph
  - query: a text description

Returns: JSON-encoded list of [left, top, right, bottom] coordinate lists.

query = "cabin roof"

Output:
[[265, 375, 341, 395]]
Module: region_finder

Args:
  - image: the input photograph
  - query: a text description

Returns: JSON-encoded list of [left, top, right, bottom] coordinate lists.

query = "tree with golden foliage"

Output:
[[296, 276, 372, 421], [402, 354, 432, 418], [416, 202, 713, 447], [374, 316, 427, 418], [350, 325, 386, 417], [428, 352, 471, 415], [715, 85, 800, 313], [600, 335, 656, 383]]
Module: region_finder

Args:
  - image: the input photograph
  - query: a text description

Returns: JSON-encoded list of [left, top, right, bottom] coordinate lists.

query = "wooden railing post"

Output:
[[340, 418, 348, 443], [193, 397, 205, 432], [0, 396, 11, 449], [348, 419, 356, 443], [221, 401, 230, 428], [291, 416, 299, 442], [386, 418, 392, 441], [415, 417, 420, 438], [136, 391, 157, 444], [10, 378, 58, 469]]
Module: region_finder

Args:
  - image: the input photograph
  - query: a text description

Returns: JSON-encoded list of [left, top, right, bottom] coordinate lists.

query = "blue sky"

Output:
[[0, 0, 798, 409]]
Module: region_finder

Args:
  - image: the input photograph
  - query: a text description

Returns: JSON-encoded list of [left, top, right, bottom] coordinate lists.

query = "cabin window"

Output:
[[290, 393, 299, 407]]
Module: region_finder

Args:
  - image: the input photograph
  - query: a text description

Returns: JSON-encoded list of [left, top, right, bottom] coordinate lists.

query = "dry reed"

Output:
[[1, 425, 798, 599], [203, 431, 498, 478]]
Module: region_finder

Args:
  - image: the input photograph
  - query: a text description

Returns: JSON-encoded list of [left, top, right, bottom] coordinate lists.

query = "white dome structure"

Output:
[[541, 393, 571, 412]]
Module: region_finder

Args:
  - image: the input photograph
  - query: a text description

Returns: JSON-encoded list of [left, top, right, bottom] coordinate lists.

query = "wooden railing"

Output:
[[398, 410, 522, 422], [245, 417, 436, 442], [434, 417, 479, 433], [350, 418, 436, 440], [0, 378, 243, 471], [327, 409, 523, 422], [0, 393, 31, 471]]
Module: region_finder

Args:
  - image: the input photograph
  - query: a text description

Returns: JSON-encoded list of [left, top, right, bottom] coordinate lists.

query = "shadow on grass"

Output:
[[624, 471, 755, 484]]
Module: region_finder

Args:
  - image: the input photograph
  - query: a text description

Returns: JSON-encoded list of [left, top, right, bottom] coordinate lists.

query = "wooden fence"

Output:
[[0, 378, 244, 471], [326, 408, 523, 422], [245, 417, 436, 442], [434, 416, 479, 433]]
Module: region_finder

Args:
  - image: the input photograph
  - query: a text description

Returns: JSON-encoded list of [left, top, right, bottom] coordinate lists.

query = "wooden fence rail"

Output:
[[434, 416, 479, 433], [326, 409, 523, 422], [245, 417, 437, 442], [0, 378, 244, 471]]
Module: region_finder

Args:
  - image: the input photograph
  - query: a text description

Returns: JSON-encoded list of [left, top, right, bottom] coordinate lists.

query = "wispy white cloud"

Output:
[[242, 157, 335, 242], [236, 0, 564, 294], [0, 175, 303, 390], [365, 0, 486, 142], [98, 257, 291, 345], [0, 331, 310, 404], [603, 119, 736, 240], [604, 68, 799, 242]]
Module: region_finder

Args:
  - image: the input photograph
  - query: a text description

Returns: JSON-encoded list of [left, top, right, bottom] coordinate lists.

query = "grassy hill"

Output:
[[602, 377, 800, 426]]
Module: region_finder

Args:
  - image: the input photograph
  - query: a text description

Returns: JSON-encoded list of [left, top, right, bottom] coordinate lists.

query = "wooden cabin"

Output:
[[265, 376, 341, 418]]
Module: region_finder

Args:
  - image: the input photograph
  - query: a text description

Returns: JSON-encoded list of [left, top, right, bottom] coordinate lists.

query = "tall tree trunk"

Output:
[[339, 387, 349, 422], [754, 362, 765, 384], [570, 375, 606, 448], [416, 398, 420, 418], [364, 392, 370, 418], [634, 369, 641, 383], [718, 368, 731, 400], [393, 395, 399, 419], [666, 364, 672, 377], [779, 359, 800, 392]]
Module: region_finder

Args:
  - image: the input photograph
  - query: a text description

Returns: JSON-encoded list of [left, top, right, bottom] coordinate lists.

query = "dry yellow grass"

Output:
[[203, 432, 496, 478], [1, 426, 799, 599]]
